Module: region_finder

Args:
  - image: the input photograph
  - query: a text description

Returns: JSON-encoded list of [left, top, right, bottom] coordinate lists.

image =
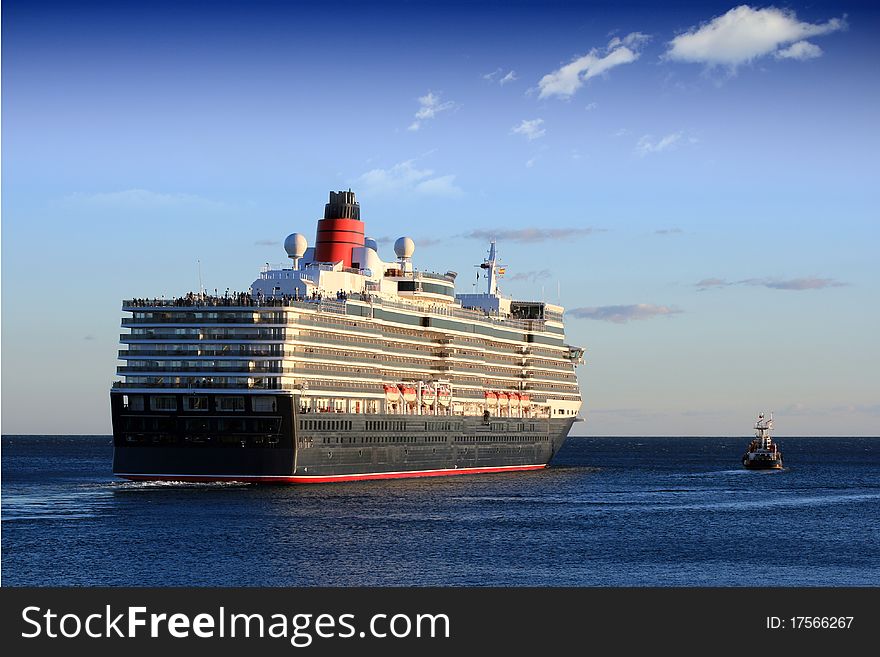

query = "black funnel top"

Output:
[[324, 190, 360, 221]]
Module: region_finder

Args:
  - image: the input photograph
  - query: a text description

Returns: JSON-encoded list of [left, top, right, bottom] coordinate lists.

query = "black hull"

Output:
[[742, 454, 783, 470], [111, 392, 576, 483]]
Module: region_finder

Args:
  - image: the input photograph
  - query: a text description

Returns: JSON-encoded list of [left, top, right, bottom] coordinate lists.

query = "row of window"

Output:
[[299, 419, 353, 432], [312, 434, 547, 445], [365, 420, 407, 432], [130, 328, 284, 337], [122, 434, 282, 447], [425, 421, 460, 432], [321, 435, 429, 445], [126, 345, 286, 356], [454, 434, 550, 443], [132, 311, 283, 322], [124, 395, 277, 413], [119, 416, 282, 434]]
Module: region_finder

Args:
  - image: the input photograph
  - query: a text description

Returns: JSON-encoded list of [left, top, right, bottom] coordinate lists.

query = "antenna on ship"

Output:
[[197, 259, 204, 297]]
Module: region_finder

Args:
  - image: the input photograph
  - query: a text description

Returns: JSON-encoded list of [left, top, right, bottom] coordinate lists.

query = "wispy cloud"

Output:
[[636, 131, 682, 156], [83, 335, 95, 341], [585, 102, 598, 111], [664, 5, 846, 69], [694, 278, 730, 290], [655, 228, 683, 235], [356, 159, 463, 198], [747, 277, 848, 290], [785, 402, 880, 416], [537, 32, 649, 99], [407, 91, 456, 131], [254, 239, 280, 247], [414, 175, 463, 197], [569, 304, 682, 323], [463, 227, 602, 243], [696, 277, 848, 291], [511, 118, 546, 141], [61, 189, 227, 210], [508, 269, 553, 283], [485, 68, 518, 85], [499, 70, 518, 85]]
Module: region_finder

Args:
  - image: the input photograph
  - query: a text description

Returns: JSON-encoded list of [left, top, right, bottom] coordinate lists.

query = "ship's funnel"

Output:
[[314, 189, 364, 267]]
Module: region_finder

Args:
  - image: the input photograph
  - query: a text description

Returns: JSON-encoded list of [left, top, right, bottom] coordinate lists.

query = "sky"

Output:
[[2, 0, 879, 435]]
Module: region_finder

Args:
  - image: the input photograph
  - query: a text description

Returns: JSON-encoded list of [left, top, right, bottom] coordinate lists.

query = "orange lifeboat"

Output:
[[519, 394, 530, 408], [437, 385, 451, 407], [497, 392, 509, 408], [399, 384, 417, 405], [421, 385, 436, 406], [484, 390, 498, 407], [383, 384, 400, 403], [509, 392, 520, 408]]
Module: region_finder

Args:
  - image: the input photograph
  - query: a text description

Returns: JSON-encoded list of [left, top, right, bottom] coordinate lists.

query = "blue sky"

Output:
[[2, 0, 878, 435]]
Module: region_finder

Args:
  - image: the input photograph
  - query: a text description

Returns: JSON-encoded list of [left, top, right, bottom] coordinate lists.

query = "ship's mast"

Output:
[[477, 241, 503, 295], [487, 241, 498, 295]]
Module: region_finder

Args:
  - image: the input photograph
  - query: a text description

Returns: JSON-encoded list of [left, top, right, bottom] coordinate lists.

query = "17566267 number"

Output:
[[766, 616, 854, 630]]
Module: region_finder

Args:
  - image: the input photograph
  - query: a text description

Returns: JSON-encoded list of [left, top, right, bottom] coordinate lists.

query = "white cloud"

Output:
[[356, 160, 462, 198], [499, 70, 518, 85], [511, 118, 546, 141], [607, 32, 651, 50], [407, 91, 456, 131], [414, 174, 464, 198], [665, 5, 845, 68], [538, 32, 649, 99], [635, 131, 682, 156], [525, 157, 537, 168], [484, 69, 518, 85], [775, 40, 823, 60], [585, 102, 598, 111]]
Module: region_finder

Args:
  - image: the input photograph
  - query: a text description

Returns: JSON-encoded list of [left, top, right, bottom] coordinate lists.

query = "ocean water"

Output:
[[2, 435, 879, 586]]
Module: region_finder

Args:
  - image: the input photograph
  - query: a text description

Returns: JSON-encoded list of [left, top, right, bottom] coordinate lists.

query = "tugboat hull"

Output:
[[742, 453, 783, 470]]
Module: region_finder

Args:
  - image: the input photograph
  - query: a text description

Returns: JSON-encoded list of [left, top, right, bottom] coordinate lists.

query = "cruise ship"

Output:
[[111, 190, 585, 483]]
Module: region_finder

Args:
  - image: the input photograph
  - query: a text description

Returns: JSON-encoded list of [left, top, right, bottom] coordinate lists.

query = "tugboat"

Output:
[[741, 412, 783, 470]]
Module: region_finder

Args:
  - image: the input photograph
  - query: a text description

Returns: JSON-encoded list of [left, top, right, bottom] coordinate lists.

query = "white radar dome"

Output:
[[394, 236, 415, 259], [364, 237, 379, 252], [284, 233, 308, 258]]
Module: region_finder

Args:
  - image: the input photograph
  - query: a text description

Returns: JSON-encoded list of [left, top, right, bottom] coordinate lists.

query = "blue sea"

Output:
[[2, 435, 879, 586]]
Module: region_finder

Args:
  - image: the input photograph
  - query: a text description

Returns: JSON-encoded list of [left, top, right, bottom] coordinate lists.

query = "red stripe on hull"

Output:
[[118, 464, 547, 484]]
